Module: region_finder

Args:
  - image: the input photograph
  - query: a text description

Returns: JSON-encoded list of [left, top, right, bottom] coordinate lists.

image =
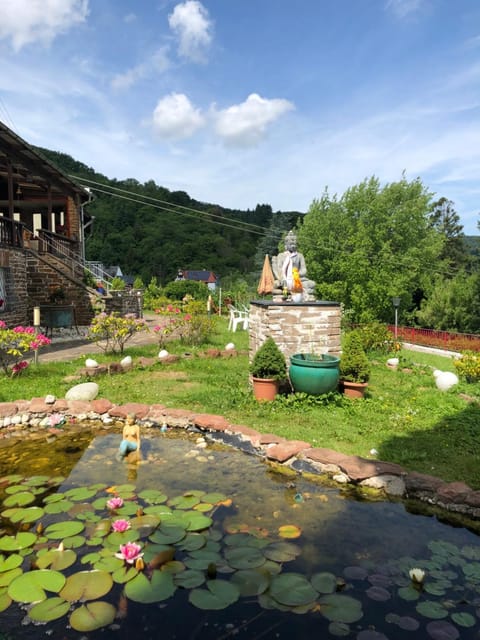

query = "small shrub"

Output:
[[454, 351, 480, 383], [88, 313, 147, 353], [357, 322, 396, 354], [163, 280, 210, 301], [0, 322, 50, 375], [339, 330, 371, 383], [250, 337, 287, 381], [110, 277, 126, 291]]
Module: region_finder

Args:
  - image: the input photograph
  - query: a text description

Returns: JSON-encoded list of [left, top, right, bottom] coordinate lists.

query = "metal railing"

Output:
[[389, 325, 480, 353]]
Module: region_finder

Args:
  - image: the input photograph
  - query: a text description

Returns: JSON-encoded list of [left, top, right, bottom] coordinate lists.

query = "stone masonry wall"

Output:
[[249, 300, 341, 362], [0, 248, 28, 326]]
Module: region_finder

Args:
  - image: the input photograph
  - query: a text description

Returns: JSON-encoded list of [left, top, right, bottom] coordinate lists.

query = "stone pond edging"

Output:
[[1, 398, 480, 523]]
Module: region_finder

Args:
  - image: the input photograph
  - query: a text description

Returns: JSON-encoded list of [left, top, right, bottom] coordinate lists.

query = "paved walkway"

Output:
[[37, 312, 160, 363]]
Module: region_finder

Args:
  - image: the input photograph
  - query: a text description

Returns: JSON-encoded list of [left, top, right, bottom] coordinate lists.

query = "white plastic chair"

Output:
[[228, 306, 249, 332]]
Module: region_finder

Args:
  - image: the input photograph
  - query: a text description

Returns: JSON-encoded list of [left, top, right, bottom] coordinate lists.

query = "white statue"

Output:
[[272, 230, 316, 298]]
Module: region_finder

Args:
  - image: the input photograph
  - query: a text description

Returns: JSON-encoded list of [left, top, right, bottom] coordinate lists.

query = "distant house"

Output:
[[180, 270, 219, 291]]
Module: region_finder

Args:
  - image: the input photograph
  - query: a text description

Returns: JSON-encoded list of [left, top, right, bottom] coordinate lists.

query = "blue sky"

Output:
[[1, 0, 479, 233]]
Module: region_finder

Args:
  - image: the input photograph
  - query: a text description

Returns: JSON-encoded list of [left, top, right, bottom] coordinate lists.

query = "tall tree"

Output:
[[429, 197, 467, 273], [297, 176, 443, 323]]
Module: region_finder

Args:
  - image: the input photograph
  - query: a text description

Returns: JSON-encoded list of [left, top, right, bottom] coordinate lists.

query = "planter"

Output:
[[252, 377, 279, 401], [289, 353, 340, 395], [341, 380, 368, 399]]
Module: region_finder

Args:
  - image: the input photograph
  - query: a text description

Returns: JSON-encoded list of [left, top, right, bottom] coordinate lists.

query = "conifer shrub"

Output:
[[339, 330, 371, 383], [250, 337, 287, 381]]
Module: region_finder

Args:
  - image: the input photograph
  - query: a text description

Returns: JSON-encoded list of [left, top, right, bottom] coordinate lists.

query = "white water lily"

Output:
[[409, 567, 425, 583]]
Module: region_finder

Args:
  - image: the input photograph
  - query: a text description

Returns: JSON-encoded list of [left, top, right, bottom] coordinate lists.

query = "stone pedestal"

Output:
[[249, 300, 341, 363]]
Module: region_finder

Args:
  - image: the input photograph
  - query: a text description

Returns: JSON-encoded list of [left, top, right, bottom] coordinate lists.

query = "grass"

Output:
[[2, 317, 480, 489]]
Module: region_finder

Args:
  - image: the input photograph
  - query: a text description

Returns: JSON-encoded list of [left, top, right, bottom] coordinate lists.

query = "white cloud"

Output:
[[152, 92, 205, 139], [385, 0, 425, 18], [214, 94, 295, 147], [0, 0, 89, 51], [111, 46, 171, 91], [124, 13, 137, 24], [168, 0, 212, 62]]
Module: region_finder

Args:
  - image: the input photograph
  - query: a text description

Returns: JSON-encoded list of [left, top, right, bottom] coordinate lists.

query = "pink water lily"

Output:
[[115, 542, 143, 564], [112, 519, 131, 533], [107, 496, 124, 510]]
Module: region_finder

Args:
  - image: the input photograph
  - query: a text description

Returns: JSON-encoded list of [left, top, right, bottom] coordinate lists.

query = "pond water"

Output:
[[0, 430, 479, 640]]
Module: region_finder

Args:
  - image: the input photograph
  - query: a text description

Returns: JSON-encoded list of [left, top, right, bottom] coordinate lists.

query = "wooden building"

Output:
[[0, 120, 95, 327]]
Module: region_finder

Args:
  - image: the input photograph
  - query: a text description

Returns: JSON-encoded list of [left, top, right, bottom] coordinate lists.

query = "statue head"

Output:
[[285, 230, 297, 252]]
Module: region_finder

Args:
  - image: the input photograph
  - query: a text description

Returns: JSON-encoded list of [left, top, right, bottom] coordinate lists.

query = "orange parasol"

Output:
[[257, 254, 275, 296]]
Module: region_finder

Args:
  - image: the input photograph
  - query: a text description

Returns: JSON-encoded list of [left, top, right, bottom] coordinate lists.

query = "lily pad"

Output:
[[124, 570, 175, 603], [0, 554, 23, 572], [64, 487, 98, 501], [0, 568, 23, 588], [269, 573, 317, 607], [186, 512, 213, 532], [311, 572, 338, 595], [278, 524, 302, 539], [168, 494, 200, 510], [426, 620, 460, 640], [416, 600, 449, 619], [450, 612, 476, 628], [8, 570, 66, 603], [174, 569, 205, 589], [36, 548, 77, 571], [60, 570, 114, 602], [318, 594, 363, 623], [28, 596, 70, 622], [44, 520, 85, 540], [230, 569, 270, 596], [137, 489, 168, 504], [264, 541, 301, 563], [0, 589, 12, 612], [189, 579, 239, 610], [3, 491, 36, 507], [69, 601, 116, 632], [1, 506, 44, 524], [149, 524, 186, 545], [0, 532, 37, 552], [44, 499, 74, 514], [224, 546, 265, 570]]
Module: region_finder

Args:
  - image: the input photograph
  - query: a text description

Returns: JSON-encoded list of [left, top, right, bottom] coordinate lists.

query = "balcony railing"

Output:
[[0, 217, 24, 248]]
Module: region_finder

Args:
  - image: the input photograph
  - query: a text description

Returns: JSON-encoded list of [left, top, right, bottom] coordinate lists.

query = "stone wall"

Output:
[[0, 248, 28, 326], [104, 291, 144, 318], [249, 300, 341, 362]]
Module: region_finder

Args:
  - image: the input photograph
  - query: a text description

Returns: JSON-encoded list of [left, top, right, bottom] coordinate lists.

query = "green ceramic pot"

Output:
[[289, 353, 340, 395]]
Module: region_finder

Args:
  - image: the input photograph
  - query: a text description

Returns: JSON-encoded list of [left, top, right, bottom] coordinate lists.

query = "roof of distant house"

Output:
[[183, 270, 218, 283]]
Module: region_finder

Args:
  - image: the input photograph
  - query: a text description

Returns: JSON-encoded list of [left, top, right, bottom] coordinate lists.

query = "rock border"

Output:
[[1, 397, 479, 522]]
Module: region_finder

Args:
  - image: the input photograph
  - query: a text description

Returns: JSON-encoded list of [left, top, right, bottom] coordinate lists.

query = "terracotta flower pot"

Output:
[[341, 380, 368, 399], [252, 377, 279, 401]]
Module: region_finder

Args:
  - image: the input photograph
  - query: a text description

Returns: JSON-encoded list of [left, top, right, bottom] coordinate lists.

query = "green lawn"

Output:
[[2, 317, 480, 489]]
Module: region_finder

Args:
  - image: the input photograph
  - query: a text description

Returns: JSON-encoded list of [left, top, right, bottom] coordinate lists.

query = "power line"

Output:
[[70, 174, 284, 241]]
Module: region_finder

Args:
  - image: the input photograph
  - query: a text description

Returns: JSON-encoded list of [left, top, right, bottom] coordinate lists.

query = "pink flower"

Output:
[[112, 519, 131, 533], [0, 320, 6, 329], [49, 413, 65, 427], [12, 361, 29, 375], [115, 542, 143, 564], [107, 496, 124, 510]]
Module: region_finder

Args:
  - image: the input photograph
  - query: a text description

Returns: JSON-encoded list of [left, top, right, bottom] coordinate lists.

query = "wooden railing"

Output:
[[0, 218, 24, 248]]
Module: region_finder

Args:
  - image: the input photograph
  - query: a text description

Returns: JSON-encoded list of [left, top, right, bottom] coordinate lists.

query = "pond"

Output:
[[0, 429, 479, 640]]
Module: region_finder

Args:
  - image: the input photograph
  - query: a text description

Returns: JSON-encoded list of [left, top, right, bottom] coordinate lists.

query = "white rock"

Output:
[[158, 349, 169, 359], [65, 382, 99, 401], [435, 371, 459, 391], [85, 358, 99, 368], [225, 343, 235, 351], [120, 355, 132, 369], [3, 417, 11, 427], [21, 414, 30, 424], [11, 415, 21, 425], [386, 358, 399, 367], [433, 369, 442, 378], [102, 416, 114, 425], [45, 394, 56, 404]]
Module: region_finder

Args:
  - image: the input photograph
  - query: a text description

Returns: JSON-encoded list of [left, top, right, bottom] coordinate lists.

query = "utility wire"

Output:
[[70, 174, 284, 241]]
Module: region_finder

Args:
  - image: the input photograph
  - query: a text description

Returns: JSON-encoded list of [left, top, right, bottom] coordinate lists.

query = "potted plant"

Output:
[[250, 337, 287, 401], [339, 330, 371, 399]]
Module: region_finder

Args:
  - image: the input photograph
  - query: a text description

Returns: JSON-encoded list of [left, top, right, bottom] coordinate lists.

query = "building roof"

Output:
[[0, 120, 90, 201], [184, 270, 218, 283]]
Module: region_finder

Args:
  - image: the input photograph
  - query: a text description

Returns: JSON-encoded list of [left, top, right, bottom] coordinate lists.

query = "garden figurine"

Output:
[[118, 414, 141, 459]]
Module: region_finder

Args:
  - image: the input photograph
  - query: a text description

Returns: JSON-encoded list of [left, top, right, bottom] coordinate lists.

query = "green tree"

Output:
[[297, 176, 443, 323], [429, 197, 467, 272]]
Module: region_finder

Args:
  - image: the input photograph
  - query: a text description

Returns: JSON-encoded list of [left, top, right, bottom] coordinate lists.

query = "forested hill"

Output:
[[35, 146, 303, 284]]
